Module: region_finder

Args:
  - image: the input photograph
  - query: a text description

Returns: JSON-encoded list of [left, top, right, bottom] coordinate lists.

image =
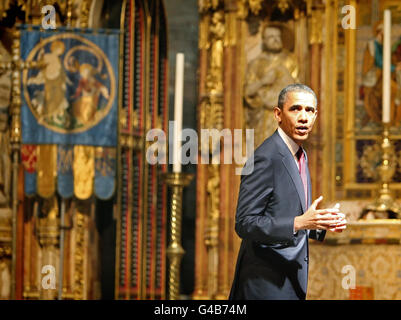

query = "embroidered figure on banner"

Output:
[[23, 33, 115, 134]]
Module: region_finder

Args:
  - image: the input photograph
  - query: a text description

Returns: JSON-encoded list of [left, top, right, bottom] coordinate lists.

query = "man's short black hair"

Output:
[[277, 84, 317, 110]]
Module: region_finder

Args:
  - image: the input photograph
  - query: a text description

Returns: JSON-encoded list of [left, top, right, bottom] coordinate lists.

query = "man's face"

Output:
[[263, 27, 283, 52], [274, 91, 317, 145]]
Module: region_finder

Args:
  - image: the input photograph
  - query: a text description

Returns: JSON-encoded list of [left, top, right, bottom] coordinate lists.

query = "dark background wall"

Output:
[[164, 0, 199, 297]]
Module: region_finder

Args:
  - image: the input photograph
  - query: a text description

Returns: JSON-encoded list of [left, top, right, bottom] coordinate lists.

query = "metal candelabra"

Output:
[[162, 172, 193, 300], [364, 124, 401, 218]]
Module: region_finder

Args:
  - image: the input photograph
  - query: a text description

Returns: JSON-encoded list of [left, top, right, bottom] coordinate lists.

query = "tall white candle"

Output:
[[382, 10, 391, 123], [173, 53, 184, 173]]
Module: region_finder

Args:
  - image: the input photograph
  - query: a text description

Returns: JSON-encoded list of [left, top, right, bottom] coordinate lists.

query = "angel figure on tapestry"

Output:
[[27, 40, 72, 126], [72, 63, 110, 126], [360, 21, 401, 126], [244, 24, 299, 148]]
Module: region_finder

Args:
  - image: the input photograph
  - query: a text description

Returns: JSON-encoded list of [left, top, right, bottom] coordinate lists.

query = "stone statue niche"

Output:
[[244, 21, 299, 148]]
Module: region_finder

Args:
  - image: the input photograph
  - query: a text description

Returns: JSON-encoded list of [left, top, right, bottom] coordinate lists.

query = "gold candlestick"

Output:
[[162, 172, 193, 300], [364, 124, 400, 218]]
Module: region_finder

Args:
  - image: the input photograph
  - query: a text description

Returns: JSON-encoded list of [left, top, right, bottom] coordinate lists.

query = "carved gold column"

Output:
[[195, 0, 263, 300], [36, 197, 60, 300], [205, 8, 225, 300], [196, 3, 227, 300], [162, 173, 193, 300], [306, 1, 325, 201], [215, 4, 240, 300], [321, 0, 339, 202], [0, 26, 45, 299], [193, 1, 210, 300], [73, 207, 86, 300], [0, 208, 12, 299], [339, 0, 355, 201], [9, 28, 22, 301]]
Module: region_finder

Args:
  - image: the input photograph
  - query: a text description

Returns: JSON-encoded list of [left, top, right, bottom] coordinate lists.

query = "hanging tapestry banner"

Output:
[[57, 145, 74, 198], [94, 147, 116, 200], [21, 144, 37, 196], [21, 26, 119, 147]]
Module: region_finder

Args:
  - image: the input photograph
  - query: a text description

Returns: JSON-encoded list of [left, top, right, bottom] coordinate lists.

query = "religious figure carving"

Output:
[[360, 21, 401, 126], [0, 41, 11, 208], [208, 11, 224, 95], [244, 25, 299, 147], [0, 112, 10, 206], [205, 164, 220, 248]]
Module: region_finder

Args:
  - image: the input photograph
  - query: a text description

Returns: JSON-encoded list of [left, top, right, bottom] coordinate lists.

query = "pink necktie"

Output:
[[296, 147, 308, 207]]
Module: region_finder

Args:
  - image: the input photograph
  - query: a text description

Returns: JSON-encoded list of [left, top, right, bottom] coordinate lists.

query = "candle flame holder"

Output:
[[162, 172, 193, 300], [362, 124, 401, 219]]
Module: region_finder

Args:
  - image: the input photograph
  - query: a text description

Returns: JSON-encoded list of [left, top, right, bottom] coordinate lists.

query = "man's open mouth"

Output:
[[296, 126, 309, 134]]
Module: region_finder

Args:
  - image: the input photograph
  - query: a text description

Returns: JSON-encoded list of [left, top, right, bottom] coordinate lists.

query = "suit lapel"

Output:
[[273, 131, 307, 212]]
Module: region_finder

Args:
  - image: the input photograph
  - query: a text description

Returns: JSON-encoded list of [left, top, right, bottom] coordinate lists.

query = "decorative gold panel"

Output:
[[308, 220, 401, 300]]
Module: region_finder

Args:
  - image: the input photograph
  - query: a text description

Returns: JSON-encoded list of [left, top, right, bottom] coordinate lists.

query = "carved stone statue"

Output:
[[0, 41, 11, 208], [208, 11, 224, 95], [0, 112, 11, 207], [244, 25, 299, 147]]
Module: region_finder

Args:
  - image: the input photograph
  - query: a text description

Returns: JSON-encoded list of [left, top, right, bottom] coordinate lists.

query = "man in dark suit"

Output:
[[229, 84, 347, 300]]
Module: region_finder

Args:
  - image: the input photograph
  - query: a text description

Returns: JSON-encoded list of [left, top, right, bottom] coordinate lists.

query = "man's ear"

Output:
[[310, 109, 318, 126], [273, 106, 281, 123]]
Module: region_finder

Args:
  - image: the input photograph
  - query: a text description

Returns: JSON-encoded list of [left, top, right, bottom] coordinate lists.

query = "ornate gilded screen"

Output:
[[333, 0, 401, 200]]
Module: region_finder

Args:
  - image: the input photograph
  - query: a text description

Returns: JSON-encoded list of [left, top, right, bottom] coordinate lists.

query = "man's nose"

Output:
[[298, 110, 308, 122]]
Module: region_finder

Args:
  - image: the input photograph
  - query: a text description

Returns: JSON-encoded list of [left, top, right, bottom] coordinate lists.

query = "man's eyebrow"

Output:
[[289, 104, 315, 110]]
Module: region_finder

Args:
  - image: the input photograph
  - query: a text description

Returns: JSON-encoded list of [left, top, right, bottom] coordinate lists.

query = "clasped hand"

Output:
[[294, 196, 347, 233]]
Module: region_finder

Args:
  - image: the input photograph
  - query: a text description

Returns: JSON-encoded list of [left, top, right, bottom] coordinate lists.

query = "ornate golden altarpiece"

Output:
[[0, 0, 102, 300], [0, 0, 169, 300], [195, 0, 401, 300]]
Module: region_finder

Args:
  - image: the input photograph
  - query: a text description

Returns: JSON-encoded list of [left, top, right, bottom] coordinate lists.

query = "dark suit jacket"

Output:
[[229, 130, 325, 300]]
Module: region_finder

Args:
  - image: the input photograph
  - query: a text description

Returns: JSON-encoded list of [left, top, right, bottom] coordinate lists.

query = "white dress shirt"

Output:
[[277, 126, 301, 170]]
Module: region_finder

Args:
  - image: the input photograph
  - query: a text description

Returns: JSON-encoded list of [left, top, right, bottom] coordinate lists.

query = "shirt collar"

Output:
[[277, 126, 300, 157]]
